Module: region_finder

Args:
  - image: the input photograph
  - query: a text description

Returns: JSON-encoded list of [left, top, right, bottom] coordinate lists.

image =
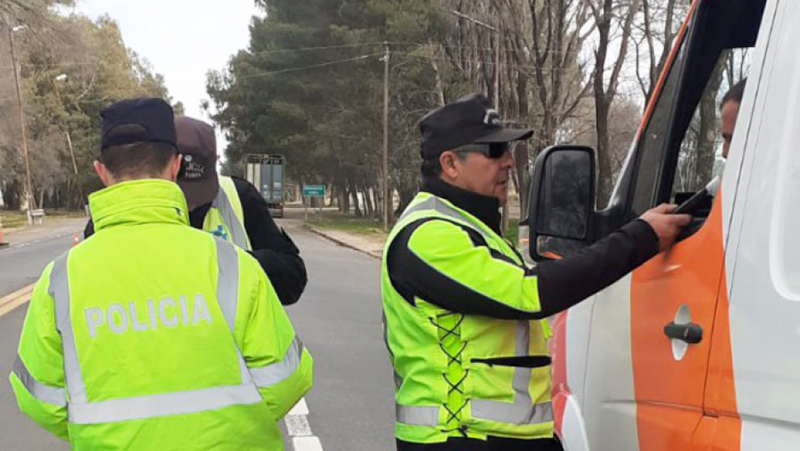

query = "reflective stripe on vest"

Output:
[[398, 196, 492, 241], [470, 319, 552, 425], [48, 239, 300, 424], [11, 355, 66, 406], [209, 176, 250, 250], [393, 194, 553, 427], [396, 404, 439, 426]]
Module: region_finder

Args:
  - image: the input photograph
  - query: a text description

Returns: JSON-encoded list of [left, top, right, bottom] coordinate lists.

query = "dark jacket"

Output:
[[387, 177, 659, 321], [85, 176, 307, 306]]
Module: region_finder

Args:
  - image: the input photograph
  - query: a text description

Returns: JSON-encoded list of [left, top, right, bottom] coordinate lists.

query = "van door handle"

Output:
[[664, 322, 703, 344]]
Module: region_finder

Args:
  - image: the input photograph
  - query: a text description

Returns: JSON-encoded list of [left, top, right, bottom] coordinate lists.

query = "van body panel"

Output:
[[579, 275, 639, 451], [727, 0, 800, 445]]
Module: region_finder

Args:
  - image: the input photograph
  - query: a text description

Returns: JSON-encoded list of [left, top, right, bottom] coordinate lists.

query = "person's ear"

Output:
[[439, 150, 461, 179], [166, 153, 182, 182], [93, 160, 113, 187]]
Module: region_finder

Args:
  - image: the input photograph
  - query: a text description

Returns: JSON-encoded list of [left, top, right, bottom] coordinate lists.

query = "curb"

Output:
[[303, 224, 382, 260]]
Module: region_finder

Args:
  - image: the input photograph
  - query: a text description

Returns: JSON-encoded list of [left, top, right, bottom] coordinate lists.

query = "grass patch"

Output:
[[0, 212, 26, 229], [308, 212, 518, 242], [307, 212, 386, 237], [1, 209, 86, 230]]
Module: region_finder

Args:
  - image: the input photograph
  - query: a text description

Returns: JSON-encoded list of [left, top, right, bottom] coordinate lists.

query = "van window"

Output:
[[631, 36, 689, 215], [671, 49, 751, 203], [629, 0, 765, 217]]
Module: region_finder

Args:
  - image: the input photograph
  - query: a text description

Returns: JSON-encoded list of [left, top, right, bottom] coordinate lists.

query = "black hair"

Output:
[[722, 78, 747, 108], [420, 151, 469, 181], [100, 142, 178, 180]]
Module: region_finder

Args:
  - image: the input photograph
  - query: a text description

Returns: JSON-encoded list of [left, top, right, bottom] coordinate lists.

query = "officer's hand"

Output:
[[639, 204, 692, 252]]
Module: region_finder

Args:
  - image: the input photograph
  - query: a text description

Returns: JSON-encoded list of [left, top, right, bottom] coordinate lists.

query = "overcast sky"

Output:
[[74, 0, 263, 128]]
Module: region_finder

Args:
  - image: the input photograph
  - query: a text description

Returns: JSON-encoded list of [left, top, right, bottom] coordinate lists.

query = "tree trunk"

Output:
[[696, 64, 725, 187], [364, 184, 374, 216], [595, 97, 614, 206], [341, 184, 350, 213], [350, 180, 362, 217]]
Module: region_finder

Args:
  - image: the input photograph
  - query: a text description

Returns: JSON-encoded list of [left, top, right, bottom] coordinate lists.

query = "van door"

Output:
[[623, 1, 771, 450]]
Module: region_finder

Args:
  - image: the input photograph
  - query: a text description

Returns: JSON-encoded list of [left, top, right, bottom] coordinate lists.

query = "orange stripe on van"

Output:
[[630, 193, 738, 450]]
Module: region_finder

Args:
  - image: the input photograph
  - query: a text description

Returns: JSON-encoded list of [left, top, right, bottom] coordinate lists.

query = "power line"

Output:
[[183, 53, 384, 86], [392, 50, 589, 74], [0, 42, 387, 71], [247, 53, 381, 77], [151, 42, 387, 61], [0, 40, 589, 72]]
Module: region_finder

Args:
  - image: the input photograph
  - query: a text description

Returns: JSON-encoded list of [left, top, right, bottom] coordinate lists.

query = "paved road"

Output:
[[0, 221, 395, 450], [0, 230, 80, 295]]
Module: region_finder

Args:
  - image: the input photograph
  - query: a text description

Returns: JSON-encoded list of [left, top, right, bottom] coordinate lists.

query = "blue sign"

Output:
[[302, 185, 325, 197]]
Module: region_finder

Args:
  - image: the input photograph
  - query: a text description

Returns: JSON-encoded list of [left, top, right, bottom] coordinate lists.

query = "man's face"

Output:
[[442, 144, 515, 205], [721, 100, 740, 159]]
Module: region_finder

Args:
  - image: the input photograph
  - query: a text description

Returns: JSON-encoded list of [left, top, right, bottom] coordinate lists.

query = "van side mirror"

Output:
[[528, 145, 596, 261]]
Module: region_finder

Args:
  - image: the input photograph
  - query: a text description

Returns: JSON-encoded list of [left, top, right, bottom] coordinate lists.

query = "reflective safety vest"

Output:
[[9, 179, 313, 450], [203, 176, 252, 250], [381, 192, 553, 444]]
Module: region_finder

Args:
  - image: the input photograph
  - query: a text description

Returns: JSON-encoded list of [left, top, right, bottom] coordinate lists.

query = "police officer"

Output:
[[85, 116, 307, 306], [382, 94, 690, 451], [174, 116, 307, 305], [10, 98, 313, 450]]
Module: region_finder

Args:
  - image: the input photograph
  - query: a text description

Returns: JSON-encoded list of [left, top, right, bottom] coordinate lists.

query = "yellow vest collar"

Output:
[[89, 179, 190, 232]]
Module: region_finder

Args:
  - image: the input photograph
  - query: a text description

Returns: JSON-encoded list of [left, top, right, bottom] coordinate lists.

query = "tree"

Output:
[[0, 11, 174, 210], [589, 0, 642, 205]]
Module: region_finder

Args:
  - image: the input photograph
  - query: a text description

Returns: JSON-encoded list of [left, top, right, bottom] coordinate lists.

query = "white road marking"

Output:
[[292, 436, 324, 451], [286, 397, 324, 451], [285, 414, 313, 437], [288, 397, 309, 416]]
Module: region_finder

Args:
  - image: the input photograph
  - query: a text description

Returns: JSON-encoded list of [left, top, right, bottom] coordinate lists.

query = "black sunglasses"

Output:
[[454, 142, 510, 159]]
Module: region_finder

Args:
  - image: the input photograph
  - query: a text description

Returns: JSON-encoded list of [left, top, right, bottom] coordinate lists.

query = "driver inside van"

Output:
[[721, 78, 747, 160], [676, 78, 747, 219]]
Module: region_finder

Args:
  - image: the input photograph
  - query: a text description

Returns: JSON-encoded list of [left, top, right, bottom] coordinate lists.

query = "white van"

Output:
[[525, 0, 800, 449]]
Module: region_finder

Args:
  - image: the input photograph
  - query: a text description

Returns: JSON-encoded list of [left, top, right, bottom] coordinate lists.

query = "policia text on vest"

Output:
[[83, 294, 212, 338]]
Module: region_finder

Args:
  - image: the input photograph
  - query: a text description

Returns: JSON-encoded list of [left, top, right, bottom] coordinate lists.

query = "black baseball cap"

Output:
[[419, 93, 532, 160], [100, 98, 177, 152], [175, 116, 219, 210]]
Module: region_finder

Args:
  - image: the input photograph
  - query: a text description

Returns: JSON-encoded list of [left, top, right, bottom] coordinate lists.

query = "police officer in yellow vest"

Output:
[[84, 116, 307, 306], [176, 116, 307, 306], [382, 94, 690, 451], [10, 98, 313, 450]]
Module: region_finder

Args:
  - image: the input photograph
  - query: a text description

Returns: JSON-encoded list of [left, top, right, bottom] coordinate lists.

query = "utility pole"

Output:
[[54, 74, 85, 212], [8, 24, 34, 213], [65, 130, 83, 209], [382, 42, 390, 232]]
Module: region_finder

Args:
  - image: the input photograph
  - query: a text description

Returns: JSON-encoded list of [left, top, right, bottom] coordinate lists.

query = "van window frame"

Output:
[[625, 0, 766, 216]]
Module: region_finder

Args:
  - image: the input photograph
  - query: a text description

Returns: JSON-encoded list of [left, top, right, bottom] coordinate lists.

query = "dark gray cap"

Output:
[[175, 116, 218, 210], [419, 93, 532, 159]]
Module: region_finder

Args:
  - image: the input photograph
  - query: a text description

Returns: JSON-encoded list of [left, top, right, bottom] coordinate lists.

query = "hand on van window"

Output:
[[640, 204, 692, 252]]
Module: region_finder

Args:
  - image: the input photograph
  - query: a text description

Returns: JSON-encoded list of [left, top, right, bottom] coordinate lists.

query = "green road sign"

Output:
[[302, 185, 325, 197]]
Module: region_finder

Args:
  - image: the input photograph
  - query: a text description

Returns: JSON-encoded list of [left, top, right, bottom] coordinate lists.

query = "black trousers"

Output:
[[397, 436, 564, 451]]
